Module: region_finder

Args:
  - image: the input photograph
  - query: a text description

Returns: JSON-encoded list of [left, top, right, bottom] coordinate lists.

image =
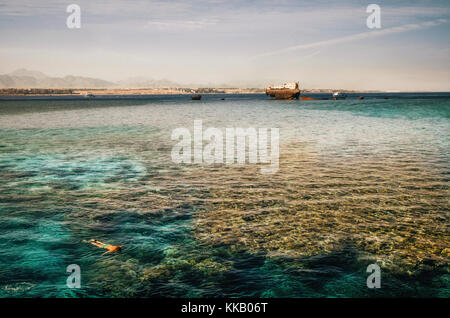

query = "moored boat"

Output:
[[332, 92, 347, 100]]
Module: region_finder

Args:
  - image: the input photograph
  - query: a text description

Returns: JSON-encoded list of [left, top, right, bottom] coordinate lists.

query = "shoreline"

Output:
[[0, 88, 263, 96], [1, 88, 449, 97], [0, 87, 385, 97]]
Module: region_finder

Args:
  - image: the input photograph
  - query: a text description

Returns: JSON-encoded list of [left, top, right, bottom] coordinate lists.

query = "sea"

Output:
[[0, 93, 448, 297]]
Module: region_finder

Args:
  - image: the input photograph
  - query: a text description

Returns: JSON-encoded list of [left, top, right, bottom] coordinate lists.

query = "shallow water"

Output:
[[0, 93, 448, 297]]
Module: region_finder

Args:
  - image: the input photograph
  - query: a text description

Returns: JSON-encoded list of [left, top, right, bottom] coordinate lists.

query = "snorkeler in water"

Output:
[[85, 239, 123, 255]]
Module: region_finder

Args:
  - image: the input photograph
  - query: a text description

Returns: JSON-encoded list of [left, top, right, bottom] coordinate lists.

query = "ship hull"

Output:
[[265, 88, 300, 100]]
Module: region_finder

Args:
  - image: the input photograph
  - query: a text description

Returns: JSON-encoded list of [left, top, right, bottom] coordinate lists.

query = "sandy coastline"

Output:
[[0, 87, 386, 96], [0, 88, 264, 96]]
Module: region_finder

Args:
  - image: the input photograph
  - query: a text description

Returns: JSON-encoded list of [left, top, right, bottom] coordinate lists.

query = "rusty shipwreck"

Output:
[[265, 82, 300, 100]]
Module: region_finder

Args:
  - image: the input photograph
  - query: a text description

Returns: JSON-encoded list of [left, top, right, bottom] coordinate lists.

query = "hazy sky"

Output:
[[0, 0, 449, 90]]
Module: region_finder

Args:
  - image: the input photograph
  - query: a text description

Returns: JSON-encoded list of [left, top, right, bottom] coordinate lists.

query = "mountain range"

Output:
[[0, 69, 277, 89], [0, 69, 182, 89]]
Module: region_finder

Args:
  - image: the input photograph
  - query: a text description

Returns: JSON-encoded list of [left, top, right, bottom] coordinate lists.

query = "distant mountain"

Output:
[[0, 69, 115, 88], [0, 69, 269, 89], [9, 68, 48, 79]]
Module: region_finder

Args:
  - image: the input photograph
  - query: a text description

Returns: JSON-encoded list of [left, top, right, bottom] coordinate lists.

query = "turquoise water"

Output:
[[0, 94, 448, 297]]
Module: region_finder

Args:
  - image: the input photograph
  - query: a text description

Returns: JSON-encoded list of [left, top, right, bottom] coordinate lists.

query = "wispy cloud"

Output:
[[303, 50, 321, 59], [254, 18, 448, 58], [145, 18, 218, 31]]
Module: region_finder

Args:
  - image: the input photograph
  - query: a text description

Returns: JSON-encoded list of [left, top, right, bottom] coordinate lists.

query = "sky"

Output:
[[0, 0, 449, 90]]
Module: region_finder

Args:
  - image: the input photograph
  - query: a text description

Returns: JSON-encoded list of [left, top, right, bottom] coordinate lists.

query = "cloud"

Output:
[[254, 18, 448, 58], [303, 50, 321, 59], [145, 18, 218, 31]]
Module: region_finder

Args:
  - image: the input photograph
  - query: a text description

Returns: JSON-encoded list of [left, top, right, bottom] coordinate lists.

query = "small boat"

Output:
[[191, 95, 202, 100], [332, 92, 346, 100], [84, 93, 95, 98]]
